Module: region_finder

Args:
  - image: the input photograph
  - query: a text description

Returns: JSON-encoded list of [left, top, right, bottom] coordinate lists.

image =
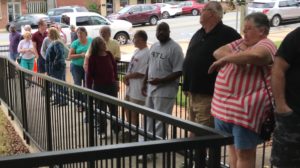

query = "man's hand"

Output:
[[148, 78, 163, 85], [276, 104, 293, 114]]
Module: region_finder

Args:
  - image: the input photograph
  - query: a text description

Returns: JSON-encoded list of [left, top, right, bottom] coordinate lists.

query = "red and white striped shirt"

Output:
[[211, 38, 277, 133]]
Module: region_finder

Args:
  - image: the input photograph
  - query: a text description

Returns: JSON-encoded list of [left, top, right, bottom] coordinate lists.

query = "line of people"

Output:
[[7, 2, 299, 167]]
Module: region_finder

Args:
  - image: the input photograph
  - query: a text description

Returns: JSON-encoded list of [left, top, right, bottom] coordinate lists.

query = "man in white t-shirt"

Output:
[[142, 22, 184, 139], [121, 30, 150, 141]]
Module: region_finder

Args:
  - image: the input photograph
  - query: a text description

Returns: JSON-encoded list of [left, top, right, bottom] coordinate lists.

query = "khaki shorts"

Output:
[[188, 93, 214, 127], [125, 95, 145, 106]]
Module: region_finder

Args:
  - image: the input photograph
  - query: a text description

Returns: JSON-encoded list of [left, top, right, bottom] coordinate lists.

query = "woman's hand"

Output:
[[208, 58, 227, 74]]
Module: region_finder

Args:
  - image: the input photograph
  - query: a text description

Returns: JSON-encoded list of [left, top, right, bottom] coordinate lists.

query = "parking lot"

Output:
[[1, 11, 299, 51]]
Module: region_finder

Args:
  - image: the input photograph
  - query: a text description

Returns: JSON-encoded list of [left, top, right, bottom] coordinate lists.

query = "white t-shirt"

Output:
[[17, 39, 35, 59], [126, 47, 150, 101], [147, 39, 184, 98]]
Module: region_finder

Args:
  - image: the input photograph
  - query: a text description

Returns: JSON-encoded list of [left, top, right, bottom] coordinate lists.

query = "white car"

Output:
[[60, 12, 133, 45], [247, 0, 300, 27], [156, 3, 182, 19]]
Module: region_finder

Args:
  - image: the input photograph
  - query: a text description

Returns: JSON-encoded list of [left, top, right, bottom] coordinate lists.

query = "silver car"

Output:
[[247, 0, 300, 26]]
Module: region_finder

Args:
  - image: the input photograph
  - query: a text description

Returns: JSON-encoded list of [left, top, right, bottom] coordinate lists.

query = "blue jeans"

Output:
[[37, 57, 46, 73], [50, 66, 67, 105], [70, 63, 85, 86], [214, 118, 262, 150], [70, 63, 86, 105], [9, 52, 19, 61]]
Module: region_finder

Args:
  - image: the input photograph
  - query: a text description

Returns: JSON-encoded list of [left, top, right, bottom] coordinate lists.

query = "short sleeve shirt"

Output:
[[276, 27, 300, 112], [107, 39, 121, 61], [147, 39, 184, 98], [70, 37, 93, 66], [32, 31, 48, 57], [126, 47, 150, 101], [18, 39, 35, 59]]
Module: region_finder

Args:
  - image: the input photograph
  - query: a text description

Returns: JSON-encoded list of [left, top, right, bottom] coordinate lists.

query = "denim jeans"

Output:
[[9, 52, 19, 61], [37, 57, 46, 73], [70, 63, 86, 106], [50, 66, 67, 105], [70, 63, 85, 86]]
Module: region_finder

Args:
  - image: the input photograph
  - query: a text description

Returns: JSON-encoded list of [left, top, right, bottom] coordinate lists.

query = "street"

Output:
[[1, 11, 299, 45]]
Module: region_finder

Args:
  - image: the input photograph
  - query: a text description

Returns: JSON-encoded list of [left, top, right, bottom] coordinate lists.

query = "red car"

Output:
[[179, 0, 206, 16], [107, 4, 161, 26]]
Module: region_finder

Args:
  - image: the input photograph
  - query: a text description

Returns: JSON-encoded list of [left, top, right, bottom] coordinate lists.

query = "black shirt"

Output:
[[276, 27, 300, 112], [182, 21, 241, 95]]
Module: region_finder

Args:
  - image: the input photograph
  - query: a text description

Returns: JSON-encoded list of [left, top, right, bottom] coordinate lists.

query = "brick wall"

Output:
[[0, 0, 8, 30]]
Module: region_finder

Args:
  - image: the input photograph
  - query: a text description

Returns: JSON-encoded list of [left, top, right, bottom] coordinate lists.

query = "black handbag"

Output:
[[259, 68, 275, 141]]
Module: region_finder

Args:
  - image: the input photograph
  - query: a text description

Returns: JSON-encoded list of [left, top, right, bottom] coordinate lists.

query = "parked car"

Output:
[[6, 13, 50, 32], [156, 3, 182, 19], [248, 0, 300, 27], [179, 0, 206, 16], [61, 12, 132, 45], [47, 6, 88, 23], [107, 4, 161, 25]]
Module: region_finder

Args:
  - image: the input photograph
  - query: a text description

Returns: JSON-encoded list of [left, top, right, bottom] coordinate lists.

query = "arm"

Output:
[[149, 71, 182, 85], [17, 41, 26, 53], [32, 41, 39, 58], [54, 42, 64, 65], [67, 48, 85, 60], [83, 46, 91, 72], [271, 56, 292, 113], [209, 44, 273, 74], [213, 44, 233, 60], [110, 52, 118, 81], [40, 39, 47, 59], [45, 45, 51, 74], [141, 67, 149, 97], [114, 43, 121, 61], [86, 56, 94, 89]]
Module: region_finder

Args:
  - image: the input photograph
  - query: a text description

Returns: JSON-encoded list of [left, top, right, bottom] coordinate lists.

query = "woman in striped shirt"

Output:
[[208, 13, 277, 168]]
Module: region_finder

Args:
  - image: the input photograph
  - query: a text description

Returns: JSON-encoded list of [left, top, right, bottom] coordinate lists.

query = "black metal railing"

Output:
[[0, 45, 272, 167], [0, 54, 232, 168]]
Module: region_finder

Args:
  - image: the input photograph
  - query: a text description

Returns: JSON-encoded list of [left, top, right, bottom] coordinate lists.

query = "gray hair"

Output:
[[245, 12, 270, 35], [101, 26, 111, 34], [206, 1, 223, 19], [23, 25, 32, 31]]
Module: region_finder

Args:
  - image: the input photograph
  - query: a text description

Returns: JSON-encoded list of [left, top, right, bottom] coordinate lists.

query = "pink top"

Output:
[[211, 38, 277, 133]]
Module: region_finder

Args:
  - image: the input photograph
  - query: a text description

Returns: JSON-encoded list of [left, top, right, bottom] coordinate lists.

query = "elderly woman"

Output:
[[208, 13, 277, 168], [17, 31, 36, 70], [45, 27, 68, 106]]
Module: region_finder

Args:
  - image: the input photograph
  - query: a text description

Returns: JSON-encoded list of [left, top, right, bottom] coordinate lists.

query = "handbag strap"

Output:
[[260, 68, 274, 110]]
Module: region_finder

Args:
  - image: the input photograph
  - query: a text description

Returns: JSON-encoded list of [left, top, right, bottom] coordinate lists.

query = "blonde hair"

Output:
[[48, 27, 61, 41], [23, 31, 31, 39]]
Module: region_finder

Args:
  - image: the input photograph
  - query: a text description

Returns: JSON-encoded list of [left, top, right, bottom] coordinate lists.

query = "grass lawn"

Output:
[[274, 41, 282, 48]]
